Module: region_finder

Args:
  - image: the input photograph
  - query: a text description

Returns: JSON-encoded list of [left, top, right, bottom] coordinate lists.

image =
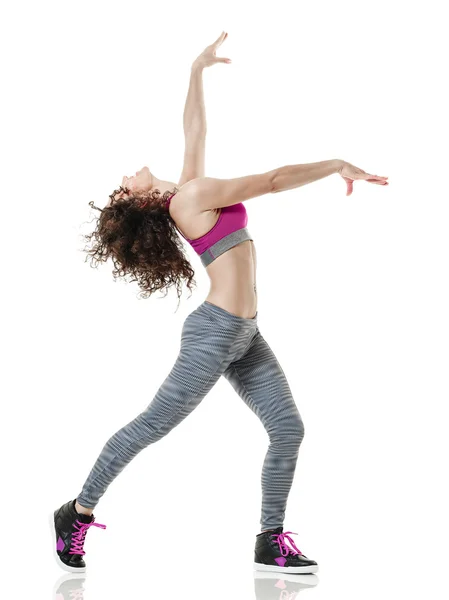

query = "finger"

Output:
[[346, 180, 354, 196], [213, 31, 227, 47], [215, 56, 232, 63], [366, 177, 388, 184], [364, 173, 388, 181]]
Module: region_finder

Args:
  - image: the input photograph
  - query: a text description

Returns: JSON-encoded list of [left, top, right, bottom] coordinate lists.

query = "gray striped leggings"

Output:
[[76, 300, 305, 530]]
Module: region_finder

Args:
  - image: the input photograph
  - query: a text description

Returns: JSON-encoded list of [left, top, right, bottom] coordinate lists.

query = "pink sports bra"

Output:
[[166, 193, 253, 267]]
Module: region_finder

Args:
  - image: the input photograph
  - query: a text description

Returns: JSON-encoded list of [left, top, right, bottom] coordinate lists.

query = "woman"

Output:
[[49, 31, 389, 576]]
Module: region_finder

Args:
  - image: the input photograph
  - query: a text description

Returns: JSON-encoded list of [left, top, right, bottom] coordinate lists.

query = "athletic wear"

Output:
[[49, 499, 106, 572], [76, 300, 305, 532], [166, 192, 253, 267], [254, 527, 318, 574]]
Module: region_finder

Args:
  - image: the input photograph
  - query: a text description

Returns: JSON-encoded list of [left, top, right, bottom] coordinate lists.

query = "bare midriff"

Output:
[[204, 239, 258, 320]]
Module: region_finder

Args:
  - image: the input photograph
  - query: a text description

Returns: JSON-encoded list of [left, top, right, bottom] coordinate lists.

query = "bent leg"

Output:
[[222, 328, 305, 531], [76, 311, 233, 509]]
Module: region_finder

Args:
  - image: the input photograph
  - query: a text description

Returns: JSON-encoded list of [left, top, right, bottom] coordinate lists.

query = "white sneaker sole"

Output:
[[48, 511, 87, 573], [253, 561, 319, 574]]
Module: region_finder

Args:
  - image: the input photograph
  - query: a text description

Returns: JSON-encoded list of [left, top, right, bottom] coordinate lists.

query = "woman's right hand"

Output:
[[339, 161, 389, 196]]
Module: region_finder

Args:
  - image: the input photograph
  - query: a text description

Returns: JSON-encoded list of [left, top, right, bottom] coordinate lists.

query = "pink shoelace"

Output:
[[271, 531, 303, 557], [69, 518, 107, 556]]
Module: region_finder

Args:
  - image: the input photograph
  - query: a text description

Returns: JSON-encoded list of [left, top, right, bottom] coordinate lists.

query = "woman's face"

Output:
[[122, 165, 153, 192], [105, 166, 154, 207]]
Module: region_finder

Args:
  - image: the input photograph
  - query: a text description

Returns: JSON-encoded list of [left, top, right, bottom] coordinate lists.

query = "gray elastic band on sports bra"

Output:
[[199, 228, 253, 267]]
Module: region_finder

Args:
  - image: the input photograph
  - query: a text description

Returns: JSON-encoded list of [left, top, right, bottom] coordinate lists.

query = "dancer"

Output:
[[49, 31, 389, 575]]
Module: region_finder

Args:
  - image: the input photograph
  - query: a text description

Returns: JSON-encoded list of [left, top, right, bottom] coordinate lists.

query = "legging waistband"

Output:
[[199, 300, 258, 326]]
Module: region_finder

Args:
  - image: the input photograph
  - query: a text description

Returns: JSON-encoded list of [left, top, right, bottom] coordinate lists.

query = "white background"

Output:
[[2, 0, 448, 598]]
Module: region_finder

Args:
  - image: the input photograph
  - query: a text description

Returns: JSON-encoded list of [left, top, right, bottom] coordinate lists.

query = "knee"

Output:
[[135, 413, 160, 441], [292, 414, 305, 445], [134, 412, 171, 444], [270, 412, 305, 448]]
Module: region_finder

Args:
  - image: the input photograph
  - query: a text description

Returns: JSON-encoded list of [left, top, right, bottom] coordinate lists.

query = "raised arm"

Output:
[[177, 64, 207, 187], [178, 32, 231, 187]]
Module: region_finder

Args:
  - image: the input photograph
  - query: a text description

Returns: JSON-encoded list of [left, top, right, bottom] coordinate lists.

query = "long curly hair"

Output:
[[82, 184, 197, 303]]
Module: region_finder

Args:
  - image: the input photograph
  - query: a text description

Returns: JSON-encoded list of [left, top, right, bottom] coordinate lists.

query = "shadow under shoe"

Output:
[[254, 526, 319, 574], [49, 499, 106, 573]]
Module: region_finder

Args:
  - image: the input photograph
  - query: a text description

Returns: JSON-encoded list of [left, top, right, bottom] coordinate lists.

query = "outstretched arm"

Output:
[[178, 31, 231, 187], [181, 160, 389, 210]]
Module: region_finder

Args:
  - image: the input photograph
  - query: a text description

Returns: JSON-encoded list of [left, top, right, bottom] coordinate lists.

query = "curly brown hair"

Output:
[[82, 185, 197, 303]]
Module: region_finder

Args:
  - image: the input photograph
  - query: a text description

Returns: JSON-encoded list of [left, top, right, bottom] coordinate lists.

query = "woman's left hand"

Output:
[[193, 31, 231, 69]]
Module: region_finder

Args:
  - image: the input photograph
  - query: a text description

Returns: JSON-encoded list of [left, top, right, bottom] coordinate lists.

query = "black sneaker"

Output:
[[254, 527, 319, 574], [49, 499, 107, 572]]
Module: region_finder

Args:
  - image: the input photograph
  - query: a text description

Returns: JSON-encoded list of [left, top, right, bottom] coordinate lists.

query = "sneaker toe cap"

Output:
[[60, 554, 86, 569]]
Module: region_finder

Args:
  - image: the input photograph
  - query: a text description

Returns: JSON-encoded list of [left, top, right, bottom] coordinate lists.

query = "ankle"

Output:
[[75, 500, 94, 516]]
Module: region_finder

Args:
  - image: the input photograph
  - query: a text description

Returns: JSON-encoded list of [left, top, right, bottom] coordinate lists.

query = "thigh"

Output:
[[138, 309, 234, 438], [222, 328, 304, 435]]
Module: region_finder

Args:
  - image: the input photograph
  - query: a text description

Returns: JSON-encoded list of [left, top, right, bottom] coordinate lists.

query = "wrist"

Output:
[[191, 60, 204, 73], [335, 159, 345, 174]]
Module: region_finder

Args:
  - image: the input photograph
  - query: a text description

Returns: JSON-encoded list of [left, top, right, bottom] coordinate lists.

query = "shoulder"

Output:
[[168, 182, 220, 240], [169, 180, 203, 215], [176, 178, 200, 200]]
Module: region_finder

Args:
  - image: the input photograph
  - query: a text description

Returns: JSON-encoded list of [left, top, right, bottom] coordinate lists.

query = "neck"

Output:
[[151, 177, 176, 195]]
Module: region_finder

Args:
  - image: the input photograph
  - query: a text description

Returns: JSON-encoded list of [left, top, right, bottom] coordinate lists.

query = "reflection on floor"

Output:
[[52, 570, 319, 600]]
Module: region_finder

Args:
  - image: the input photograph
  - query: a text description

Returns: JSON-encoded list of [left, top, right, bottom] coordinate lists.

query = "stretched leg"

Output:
[[222, 328, 305, 531], [76, 309, 234, 509]]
